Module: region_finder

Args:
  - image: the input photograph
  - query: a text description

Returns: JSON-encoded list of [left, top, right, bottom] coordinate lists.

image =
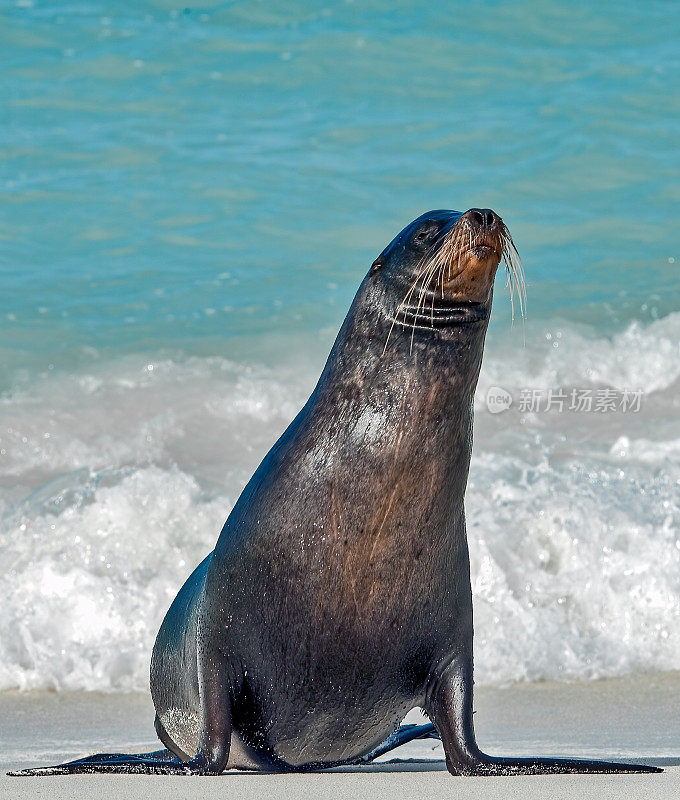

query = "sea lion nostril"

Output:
[[467, 208, 498, 229], [482, 209, 496, 227]]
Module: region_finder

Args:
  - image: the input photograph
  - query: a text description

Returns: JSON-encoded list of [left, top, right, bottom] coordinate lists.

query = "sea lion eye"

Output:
[[413, 223, 440, 246]]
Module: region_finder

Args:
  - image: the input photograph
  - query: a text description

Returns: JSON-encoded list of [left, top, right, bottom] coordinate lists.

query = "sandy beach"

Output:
[[2, 672, 678, 799]]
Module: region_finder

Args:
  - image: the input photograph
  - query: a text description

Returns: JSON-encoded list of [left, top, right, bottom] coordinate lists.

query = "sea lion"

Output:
[[12, 208, 659, 777]]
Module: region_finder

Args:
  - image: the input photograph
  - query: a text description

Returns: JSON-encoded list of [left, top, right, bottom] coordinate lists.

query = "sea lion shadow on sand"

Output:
[[10, 209, 661, 777]]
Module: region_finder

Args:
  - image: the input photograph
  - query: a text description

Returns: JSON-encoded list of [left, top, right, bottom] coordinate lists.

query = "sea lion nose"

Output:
[[467, 208, 499, 229]]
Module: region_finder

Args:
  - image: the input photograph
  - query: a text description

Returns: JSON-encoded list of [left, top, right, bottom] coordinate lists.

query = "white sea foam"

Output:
[[477, 310, 680, 397], [0, 315, 679, 691]]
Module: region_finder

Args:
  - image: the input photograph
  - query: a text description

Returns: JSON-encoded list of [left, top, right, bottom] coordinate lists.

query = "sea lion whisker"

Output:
[[384, 226, 461, 353], [410, 259, 441, 352], [382, 253, 439, 354], [499, 226, 526, 324], [493, 226, 526, 345]]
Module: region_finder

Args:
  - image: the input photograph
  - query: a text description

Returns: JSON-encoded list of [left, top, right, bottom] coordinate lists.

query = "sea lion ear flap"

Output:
[[370, 254, 386, 274]]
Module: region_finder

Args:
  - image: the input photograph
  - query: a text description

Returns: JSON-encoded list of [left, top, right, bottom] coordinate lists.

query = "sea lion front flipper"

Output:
[[12, 636, 236, 777], [185, 626, 236, 775], [426, 654, 662, 776]]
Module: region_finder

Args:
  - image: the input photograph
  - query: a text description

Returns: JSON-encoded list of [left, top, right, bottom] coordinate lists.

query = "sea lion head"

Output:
[[367, 209, 524, 339]]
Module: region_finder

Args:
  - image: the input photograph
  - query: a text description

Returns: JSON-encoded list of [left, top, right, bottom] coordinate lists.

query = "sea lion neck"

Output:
[[306, 283, 490, 493], [318, 277, 492, 407]]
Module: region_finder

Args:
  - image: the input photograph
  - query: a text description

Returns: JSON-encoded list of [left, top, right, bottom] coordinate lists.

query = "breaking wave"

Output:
[[1, 313, 679, 691]]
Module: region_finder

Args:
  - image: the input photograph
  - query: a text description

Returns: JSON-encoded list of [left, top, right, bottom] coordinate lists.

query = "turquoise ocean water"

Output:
[[1, 1, 679, 692]]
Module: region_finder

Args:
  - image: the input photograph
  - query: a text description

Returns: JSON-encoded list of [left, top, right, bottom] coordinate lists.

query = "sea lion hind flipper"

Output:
[[7, 749, 197, 776], [351, 723, 440, 764]]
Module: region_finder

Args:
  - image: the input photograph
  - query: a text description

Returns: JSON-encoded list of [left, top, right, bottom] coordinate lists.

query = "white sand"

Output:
[[1, 672, 678, 799]]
